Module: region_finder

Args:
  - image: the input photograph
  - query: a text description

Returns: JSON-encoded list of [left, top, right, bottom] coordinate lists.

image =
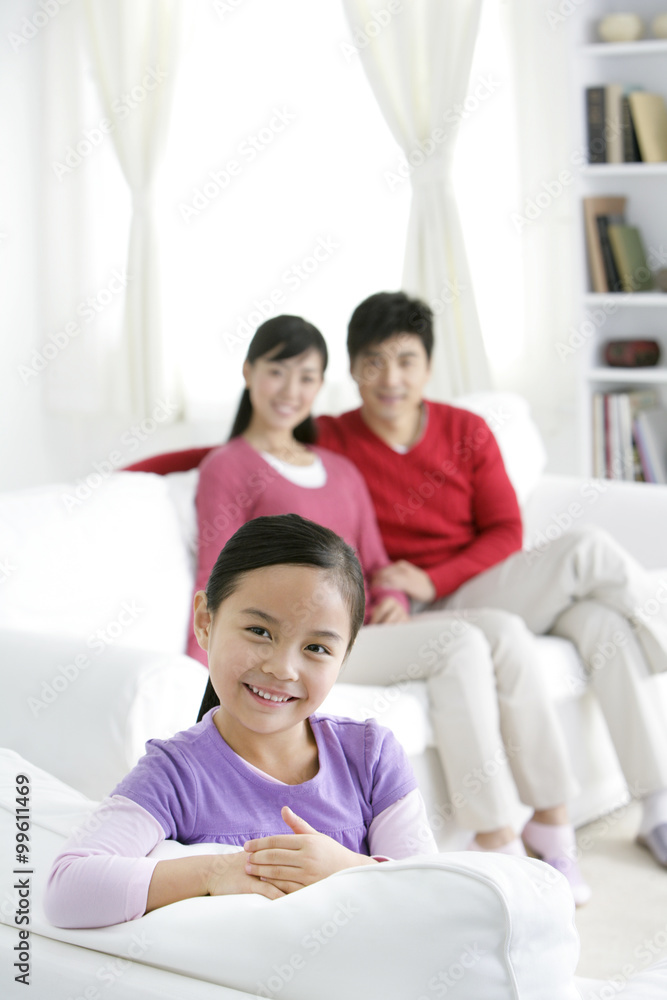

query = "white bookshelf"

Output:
[[571, 1, 667, 479]]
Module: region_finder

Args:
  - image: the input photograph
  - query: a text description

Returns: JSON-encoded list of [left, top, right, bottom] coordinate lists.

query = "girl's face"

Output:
[[194, 564, 351, 752], [243, 348, 324, 435]]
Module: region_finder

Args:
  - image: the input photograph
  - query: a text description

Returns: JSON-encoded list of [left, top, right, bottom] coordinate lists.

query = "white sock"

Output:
[[639, 789, 667, 837]]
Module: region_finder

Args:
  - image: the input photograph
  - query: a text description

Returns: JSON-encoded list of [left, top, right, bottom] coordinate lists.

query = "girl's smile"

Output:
[[245, 682, 297, 704], [193, 564, 351, 767]]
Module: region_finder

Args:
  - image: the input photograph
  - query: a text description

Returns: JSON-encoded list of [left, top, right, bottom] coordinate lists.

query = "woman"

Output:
[[190, 315, 589, 903]]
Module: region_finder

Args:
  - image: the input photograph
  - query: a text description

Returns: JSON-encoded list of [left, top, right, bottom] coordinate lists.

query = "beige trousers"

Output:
[[343, 608, 577, 833], [440, 526, 667, 794]]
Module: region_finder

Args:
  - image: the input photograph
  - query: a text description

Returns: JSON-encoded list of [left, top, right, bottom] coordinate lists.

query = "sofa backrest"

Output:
[[0, 471, 194, 654]]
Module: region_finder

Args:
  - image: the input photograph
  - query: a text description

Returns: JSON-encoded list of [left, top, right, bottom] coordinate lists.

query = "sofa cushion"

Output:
[[0, 471, 194, 653]]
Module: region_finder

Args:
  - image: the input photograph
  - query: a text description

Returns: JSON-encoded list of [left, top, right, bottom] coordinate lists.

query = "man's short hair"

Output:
[[347, 291, 434, 362]]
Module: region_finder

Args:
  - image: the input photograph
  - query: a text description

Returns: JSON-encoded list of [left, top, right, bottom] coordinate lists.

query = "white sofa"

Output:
[[2, 391, 667, 998], [2, 392, 666, 836]]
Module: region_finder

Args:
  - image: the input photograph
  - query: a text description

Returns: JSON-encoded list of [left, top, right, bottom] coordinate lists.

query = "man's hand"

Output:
[[373, 561, 436, 603], [206, 850, 286, 900], [243, 807, 376, 894], [369, 595, 410, 625]]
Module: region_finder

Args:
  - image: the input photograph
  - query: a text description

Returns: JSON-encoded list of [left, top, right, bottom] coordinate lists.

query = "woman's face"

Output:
[[243, 347, 324, 435]]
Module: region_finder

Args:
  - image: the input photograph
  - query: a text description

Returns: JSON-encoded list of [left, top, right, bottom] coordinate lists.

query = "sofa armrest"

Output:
[[523, 474, 667, 570], [0, 748, 581, 1000]]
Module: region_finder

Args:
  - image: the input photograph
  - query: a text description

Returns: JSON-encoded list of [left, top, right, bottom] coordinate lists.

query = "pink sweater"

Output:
[[188, 438, 408, 662]]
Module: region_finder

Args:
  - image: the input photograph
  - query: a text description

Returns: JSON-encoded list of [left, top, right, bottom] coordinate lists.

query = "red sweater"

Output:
[[317, 403, 523, 600]]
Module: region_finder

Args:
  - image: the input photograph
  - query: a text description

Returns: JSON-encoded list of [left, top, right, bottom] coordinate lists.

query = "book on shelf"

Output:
[[586, 86, 606, 163], [585, 84, 647, 164], [634, 407, 667, 484], [592, 392, 605, 478], [627, 91, 667, 163], [621, 94, 642, 163], [592, 388, 660, 481], [605, 84, 624, 165], [596, 214, 624, 291], [607, 224, 654, 292], [582, 196, 627, 293]]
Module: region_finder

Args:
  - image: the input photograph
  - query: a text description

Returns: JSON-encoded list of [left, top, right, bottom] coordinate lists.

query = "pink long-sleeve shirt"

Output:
[[188, 437, 409, 662]]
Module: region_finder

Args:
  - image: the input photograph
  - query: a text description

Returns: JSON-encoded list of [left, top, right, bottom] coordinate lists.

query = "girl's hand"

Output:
[[146, 852, 285, 913], [206, 850, 286, 900], [369, 595, 410, 625], [373, 561, 436, 603], [243, 807, 376, 894]]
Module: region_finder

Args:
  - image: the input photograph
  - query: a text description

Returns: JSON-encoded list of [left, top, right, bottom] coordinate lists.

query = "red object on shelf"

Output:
[[603, 340, 661, 367]]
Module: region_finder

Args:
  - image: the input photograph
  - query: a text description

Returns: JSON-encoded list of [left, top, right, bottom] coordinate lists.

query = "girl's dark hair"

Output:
[[347, 291, 434, 362], [229, 315, 328, 443], [196, 513, 365, 723]]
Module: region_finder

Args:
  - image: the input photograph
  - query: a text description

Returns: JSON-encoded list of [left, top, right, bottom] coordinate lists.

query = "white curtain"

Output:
[[341, 0, 489, 398], [500, 0, 578, 468], [84, 0, 188, 418]]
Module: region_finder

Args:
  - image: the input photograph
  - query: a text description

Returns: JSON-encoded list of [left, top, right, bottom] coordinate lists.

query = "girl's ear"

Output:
[[242, 359, 251, 389], [193, 591, 212, 651]]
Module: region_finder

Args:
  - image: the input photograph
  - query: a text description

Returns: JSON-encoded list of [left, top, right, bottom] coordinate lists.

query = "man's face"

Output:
[[350, 333, 431, 424]]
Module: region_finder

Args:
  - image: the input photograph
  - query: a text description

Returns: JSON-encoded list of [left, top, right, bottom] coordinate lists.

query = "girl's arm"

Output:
[[367, 788, 439, 859], [44, 795, 166, 928], [146, 848, 284, 912], [46, 795, 284, 929]]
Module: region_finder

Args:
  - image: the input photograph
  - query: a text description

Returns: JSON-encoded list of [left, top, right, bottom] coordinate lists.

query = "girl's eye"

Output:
[[248, 626, 271, 638], [305, 643, 329, 655]]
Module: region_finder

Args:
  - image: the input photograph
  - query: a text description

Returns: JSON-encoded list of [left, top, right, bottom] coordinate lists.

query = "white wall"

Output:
[[0, 0, 48, 489]]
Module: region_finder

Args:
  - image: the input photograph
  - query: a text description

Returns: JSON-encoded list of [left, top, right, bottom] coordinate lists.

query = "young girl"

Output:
[[188, 314, 590, 904], [45, 514, 437, 929]]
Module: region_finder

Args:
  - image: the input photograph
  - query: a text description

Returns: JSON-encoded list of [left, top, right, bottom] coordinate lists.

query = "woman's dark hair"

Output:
[[196, 513, 365, 722], [228, 315, 328, 443], [347, 291, 434, 363]]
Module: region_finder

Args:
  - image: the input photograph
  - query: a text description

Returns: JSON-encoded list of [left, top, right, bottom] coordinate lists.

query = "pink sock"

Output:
[[522, 820, 576, 859]]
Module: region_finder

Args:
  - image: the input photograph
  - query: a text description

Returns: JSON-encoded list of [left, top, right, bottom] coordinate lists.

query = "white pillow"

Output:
[[164, 467, 200, 569], [0, 471, 194, 654], [0, 629, 208, 799], [454, 392, 547, 505]]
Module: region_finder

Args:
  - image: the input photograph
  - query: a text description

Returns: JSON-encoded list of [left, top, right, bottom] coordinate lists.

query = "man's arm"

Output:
[[423, 429, 522, 598], [377, 426, 522, 601]]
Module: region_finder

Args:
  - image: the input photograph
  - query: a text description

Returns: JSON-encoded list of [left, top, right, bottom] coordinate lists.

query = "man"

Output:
[[317, 290, 667, 869]]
